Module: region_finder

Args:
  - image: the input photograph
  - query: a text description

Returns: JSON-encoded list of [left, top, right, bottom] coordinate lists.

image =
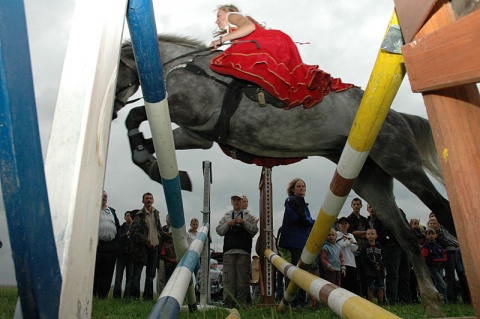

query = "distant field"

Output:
[[0, 286, 476, 318]]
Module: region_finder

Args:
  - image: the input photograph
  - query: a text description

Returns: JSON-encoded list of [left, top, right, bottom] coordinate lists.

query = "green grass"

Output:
[[1, 286, 475, 318], [0, 286, 17, 319]]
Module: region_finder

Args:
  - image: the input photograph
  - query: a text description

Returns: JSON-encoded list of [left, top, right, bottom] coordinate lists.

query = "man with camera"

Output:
[[216, 192, 258, 308]]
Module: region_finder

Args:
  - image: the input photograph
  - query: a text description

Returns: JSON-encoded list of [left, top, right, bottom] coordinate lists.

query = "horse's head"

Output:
[[113, 43, 140, 119], [114, 34, 211, 120]]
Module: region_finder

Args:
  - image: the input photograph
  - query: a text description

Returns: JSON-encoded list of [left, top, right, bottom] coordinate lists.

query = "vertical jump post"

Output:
[[396, 0, 480, 314], [126, 0, 196, 308], [199, 161, 212, 306], [258, 167, 275, 304], [44, 0, 127, 316]]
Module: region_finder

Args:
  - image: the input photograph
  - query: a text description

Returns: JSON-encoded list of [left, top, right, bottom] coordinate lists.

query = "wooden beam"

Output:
[[394, 0, 437, 42], [402, 8, 480, 92], [44, 0, 127, 317], [409, 0, 480, 314]]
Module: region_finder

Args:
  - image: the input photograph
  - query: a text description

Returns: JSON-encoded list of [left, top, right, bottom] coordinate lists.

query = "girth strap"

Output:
[[179, 62, 247, 143], [213, 79, 246, 143]]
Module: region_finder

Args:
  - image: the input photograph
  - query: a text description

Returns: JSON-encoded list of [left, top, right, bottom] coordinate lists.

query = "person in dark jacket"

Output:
[[361, 228, 386, 305], [347, 198, 369, 297], [278, 178, 314, 307], [130, 193, 167, 300], [113, 210, 135, 298], [428, 217, 470, 304]]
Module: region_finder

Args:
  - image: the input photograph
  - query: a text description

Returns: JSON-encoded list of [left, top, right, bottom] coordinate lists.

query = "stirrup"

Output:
[[245, 87, 285, 109]]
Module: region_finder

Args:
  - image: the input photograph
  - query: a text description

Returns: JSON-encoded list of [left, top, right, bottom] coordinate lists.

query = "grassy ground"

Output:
[[1, 286, 475, 318]]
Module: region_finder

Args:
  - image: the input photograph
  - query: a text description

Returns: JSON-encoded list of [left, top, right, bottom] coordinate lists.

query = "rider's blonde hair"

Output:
[[214, 4, 264, 37], [217, 4, 240, 12]]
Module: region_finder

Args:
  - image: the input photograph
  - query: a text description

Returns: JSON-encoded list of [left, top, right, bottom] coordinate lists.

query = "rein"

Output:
[[163, 46, 212, 67], [117, 39, 261, 107], [162, 39, 260, 67]]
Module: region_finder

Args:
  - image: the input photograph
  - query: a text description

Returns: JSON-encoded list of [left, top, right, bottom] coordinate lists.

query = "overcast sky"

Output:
[[1, 0, 446, 286]]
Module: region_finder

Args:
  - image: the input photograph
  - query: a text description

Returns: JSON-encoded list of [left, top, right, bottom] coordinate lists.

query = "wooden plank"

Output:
[[402, 8, 480, 92], [394, 0, 437, 42], [410, 0, 480, 315], [44, 0, 127, 317]]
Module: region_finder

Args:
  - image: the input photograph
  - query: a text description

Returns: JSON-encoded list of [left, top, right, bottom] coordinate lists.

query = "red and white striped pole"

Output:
[[268, 250, 401, 319]]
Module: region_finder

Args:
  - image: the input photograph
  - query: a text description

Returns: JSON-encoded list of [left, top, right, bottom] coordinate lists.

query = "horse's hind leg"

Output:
[[353, 159, 443, 317], [370, 114, 454, 234]]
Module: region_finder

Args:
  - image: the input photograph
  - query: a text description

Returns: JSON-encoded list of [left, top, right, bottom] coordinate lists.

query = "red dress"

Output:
[[210, 22, 356, 109]]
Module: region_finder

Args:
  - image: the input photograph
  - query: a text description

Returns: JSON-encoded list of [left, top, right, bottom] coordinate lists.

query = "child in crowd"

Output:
[[210, 259, 220, 271], [336, 217, 359, 294], [361, 228, 386, 305], [409, 218, 425, 303], [422, 228, 447, 301], [409, 218, 426, 245], [321, 228, 346, 286]]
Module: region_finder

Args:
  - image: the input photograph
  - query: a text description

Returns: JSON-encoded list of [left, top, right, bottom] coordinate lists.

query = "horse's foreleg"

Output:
[[125, 106, 200, 191]]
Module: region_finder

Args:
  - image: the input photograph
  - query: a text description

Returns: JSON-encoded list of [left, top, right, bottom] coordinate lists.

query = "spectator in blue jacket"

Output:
[[278, 178, 314, 307]]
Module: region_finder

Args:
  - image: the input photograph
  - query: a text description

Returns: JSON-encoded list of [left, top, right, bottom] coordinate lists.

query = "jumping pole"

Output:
[[148, 225, 209, 319], [126, 0, 196, 308], [267, 250, 401, 319], [279, 10, 406, 312]]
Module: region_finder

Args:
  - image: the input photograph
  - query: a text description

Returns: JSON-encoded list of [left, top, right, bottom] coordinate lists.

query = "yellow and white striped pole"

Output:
[[267, 250, 400, 319], [280, 10, 406, 310], [225, 308, 241, 319]]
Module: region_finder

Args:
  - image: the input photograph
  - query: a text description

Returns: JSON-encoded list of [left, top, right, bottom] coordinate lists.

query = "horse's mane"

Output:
[[122, 34, 207, 49]]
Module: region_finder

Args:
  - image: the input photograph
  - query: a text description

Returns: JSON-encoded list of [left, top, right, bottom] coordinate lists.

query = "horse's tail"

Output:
[[401, 113, 445, 186]]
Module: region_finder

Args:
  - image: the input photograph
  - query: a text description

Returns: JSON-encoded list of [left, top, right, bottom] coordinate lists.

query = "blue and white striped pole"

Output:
[[126, 0, 194, 307], [0, 1, 61, 317], [148, 224, 210, 319]]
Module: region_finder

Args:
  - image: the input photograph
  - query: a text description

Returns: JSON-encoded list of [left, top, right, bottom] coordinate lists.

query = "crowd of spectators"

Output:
[[95, 187, 471, 309]]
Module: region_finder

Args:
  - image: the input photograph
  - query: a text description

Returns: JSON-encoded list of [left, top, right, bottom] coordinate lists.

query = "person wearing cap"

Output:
[[216, 192, 259, 308], [336, 216, 359, 294]]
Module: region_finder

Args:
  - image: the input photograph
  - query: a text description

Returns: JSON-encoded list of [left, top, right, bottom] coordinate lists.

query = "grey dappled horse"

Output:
[[115, 35, 452, 316]]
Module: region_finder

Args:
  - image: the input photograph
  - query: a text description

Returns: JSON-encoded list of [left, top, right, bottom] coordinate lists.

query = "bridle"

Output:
[[114, 39, 261, 109], [114, 58, 141, 110]]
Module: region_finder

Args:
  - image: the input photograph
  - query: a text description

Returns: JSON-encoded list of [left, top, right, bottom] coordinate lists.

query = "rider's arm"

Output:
[[221, 13, 255, 43]]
